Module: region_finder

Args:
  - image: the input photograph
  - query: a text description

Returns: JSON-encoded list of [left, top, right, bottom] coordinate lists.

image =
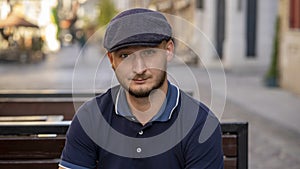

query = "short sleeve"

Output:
[[60, 115, 98, 169], [183, 111, 224, 169]]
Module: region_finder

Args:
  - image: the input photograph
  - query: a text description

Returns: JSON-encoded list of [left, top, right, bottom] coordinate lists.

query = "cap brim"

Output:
[[109, 42, 161, 52]]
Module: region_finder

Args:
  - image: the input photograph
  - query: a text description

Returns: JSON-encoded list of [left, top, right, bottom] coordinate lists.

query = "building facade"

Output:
[[195, 0, 278, 70], [278, 0, 300, 95], [111, 0, 280, 72]]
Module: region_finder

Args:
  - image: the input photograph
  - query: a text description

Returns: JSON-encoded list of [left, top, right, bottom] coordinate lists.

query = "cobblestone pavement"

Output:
[[0, 44, 299, 169]]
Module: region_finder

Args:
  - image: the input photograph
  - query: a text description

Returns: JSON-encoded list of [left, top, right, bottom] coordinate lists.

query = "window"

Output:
[[196, 0, 204, 9], [290, 0, 300, 29]]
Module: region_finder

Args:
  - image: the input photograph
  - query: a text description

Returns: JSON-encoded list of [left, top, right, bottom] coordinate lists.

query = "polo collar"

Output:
[[115, 81, 180, 123]]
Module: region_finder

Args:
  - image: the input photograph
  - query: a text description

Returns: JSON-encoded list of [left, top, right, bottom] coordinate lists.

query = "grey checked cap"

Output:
[[103, 8, 172, 52]]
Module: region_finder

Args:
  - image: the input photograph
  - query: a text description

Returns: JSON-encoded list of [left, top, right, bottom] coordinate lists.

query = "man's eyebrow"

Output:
[[114, 45, 163, 54], [114, 49, 133, 55]]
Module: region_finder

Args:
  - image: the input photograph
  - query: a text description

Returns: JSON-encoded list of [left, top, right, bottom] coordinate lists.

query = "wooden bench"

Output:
[[222, 122, 248, 169], [0, 121, 248, 169], [0, 121, 70, 169]]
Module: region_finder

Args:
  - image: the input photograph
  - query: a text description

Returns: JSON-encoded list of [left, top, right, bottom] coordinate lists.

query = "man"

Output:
[[59, 8, 223, 169]]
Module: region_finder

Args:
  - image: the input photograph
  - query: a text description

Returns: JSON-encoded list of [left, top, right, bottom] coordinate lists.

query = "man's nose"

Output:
[[132, 55, 147, 74]]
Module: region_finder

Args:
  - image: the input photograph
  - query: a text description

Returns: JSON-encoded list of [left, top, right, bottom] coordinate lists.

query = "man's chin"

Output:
[[128, 88, 151, 98]]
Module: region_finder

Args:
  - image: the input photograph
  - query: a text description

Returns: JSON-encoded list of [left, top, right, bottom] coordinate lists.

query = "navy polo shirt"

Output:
[[60, 83, 224, 169]]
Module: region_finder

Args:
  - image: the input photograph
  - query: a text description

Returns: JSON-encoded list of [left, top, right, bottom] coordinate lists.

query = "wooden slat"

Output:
[[0, 101, 82, 120], [0, 136, 65, 159], [224, 157, 237, 169], [0, 90, 102, 98], [222, 134, 237, 157], [0, 115, 64, 122], [0, 121, 70, 135], [0, 91, 98, 121], [0, 159, 60, 169]]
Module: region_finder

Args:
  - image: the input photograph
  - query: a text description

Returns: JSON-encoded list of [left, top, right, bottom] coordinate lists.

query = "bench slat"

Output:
[[222, 134, 237, 157], [0, 101, 80, 120], [224, 157, 237, 169], [0, 121, 70, 135], [0, 136, 65, 159], [0, 159, 60, 169]]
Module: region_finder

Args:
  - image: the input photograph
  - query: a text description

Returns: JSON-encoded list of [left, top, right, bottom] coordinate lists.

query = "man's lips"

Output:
[[132, 78, 146, 84], [130, 77, 148, 84]]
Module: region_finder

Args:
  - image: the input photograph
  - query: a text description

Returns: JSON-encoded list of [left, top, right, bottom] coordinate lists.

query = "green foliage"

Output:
[[51, 7, 60, 39], [265, 16, 280, 86], [97, 0, 118, 27]]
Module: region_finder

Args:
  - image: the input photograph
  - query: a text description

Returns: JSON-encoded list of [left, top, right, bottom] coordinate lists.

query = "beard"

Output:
[[127, 72, 166, 98]]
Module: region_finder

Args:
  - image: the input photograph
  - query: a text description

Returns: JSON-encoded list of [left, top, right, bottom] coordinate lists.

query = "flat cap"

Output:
[[103, 8, 172, 52]]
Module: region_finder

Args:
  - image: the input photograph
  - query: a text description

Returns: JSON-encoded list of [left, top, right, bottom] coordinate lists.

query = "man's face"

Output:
[[107, 40, 174, 98]]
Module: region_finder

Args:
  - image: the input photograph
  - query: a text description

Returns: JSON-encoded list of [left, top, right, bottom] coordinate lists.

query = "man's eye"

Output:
[[120, 54, 129, 58], [142, 49, 156, 56]]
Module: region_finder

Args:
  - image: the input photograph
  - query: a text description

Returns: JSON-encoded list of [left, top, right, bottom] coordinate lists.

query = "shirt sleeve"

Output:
[[183, 111, 224, 169], [60, 115, 98, 169]]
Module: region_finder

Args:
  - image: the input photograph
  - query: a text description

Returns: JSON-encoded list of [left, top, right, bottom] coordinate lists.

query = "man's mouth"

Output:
[[132, 78, 146, 84], [130, 76, 149, 84]]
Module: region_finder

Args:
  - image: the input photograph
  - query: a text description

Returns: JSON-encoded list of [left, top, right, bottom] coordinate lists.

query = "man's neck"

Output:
[[126, 82, 168, 125]]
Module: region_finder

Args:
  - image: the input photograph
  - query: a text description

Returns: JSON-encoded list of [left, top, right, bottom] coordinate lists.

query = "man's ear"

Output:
[[107, 52, 115, 70], [165, 40, 174, 61], [107, 52, 113, 63]]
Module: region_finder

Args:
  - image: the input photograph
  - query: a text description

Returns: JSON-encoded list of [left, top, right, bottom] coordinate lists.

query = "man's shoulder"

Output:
[[179, 90, 221, 145], [179, 90, 219, 126], [179, 90, 210, 114]]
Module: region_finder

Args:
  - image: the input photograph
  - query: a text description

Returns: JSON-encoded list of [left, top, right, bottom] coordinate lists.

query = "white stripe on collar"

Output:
[[114, 87, 121, 115], [168, 83, 180, 120], [114, 83, 180, 120]]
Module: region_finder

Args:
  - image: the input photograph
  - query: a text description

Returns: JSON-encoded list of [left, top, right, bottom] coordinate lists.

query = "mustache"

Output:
[[129, 74, 150, 80]]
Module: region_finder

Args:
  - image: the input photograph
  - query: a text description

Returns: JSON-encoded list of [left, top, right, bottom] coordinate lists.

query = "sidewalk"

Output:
[[206, 67, 300, 134], [220, 70, 300, 169], [167, 62, 300, 169], [168, 63, 300, 134]]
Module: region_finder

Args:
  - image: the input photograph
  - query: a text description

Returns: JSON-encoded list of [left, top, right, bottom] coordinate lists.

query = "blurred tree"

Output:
[[264, 17, 280, 87], [97, 0, 118, 27], [51, 7, 60, 39]]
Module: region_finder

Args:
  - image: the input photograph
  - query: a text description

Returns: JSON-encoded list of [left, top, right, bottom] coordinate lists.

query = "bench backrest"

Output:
[[0, 121, 69, 169], [0, 99, 80, 120], [0, 92, 91, 120], [222, 122, 248, 169], [0, 121, 248, 169]]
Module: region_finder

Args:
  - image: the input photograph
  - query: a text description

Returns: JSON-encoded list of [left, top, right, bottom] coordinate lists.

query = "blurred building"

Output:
[[113, 0, 279, 69], [195, 0, 278, 70], [0, 0, 61, 52], [278, 0, 300, 95]]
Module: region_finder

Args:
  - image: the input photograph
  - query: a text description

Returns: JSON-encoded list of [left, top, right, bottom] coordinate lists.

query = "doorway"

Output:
[[215, 0, 226, 59], [246, 0, 257, 57]]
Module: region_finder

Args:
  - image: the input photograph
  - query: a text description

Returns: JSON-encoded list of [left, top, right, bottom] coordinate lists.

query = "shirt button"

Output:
[[136, 147, 142, 153], [138, 130, 143, 135]]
